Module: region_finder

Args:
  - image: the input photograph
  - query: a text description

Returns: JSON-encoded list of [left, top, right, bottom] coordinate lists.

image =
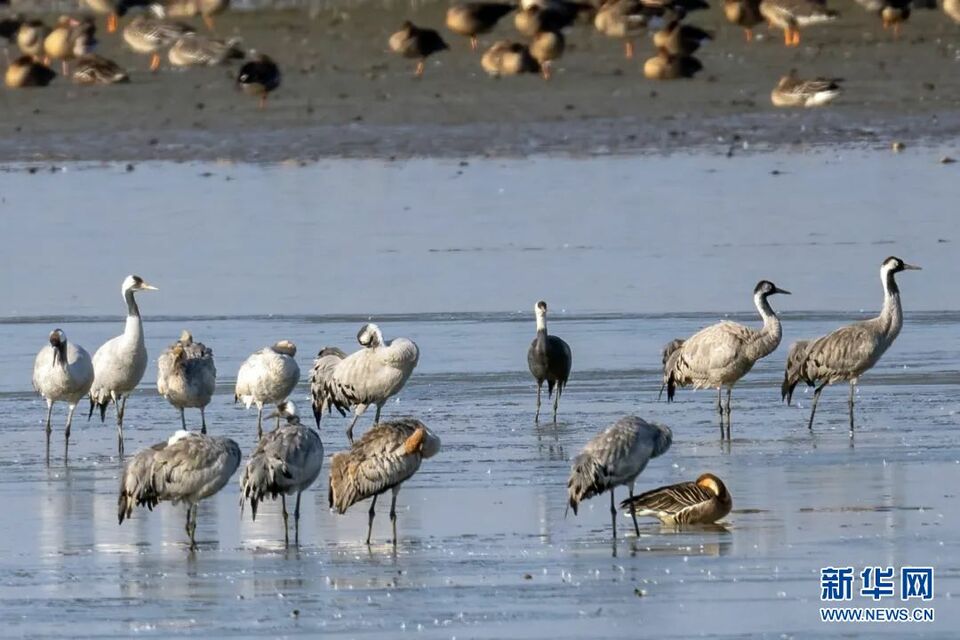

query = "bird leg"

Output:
[[624, 40, 634, 59], [552, 385, 561, 424], [744, 28, 753, 42], [203, 15, 216, 32], [366, 494, 378, 545], [542, 62, 552, 81], [374, 405, 382, 425], [188, 504, 198, 551], [470, 36, 478, 51], [45, 401, 54, 465], [294, 492, 302, 546], [65, 403, 77, 462], [609, 489, 617, 542], [200, 407, 207, 435], [848, 382, 856, 435], [107, 13, 118, 34], [808, 384, 826, 431], [257, 405, 263, 441], [282, 495, 289, 547], [535, 381, 543, 423], [390, 489, 399, 546], [415, 60, 425, 77], [185, 506, 193, 538], [717, 388, 724, 437], [783, 29, 791, 46], [791, 29, 801, 47], [180, 408, 186, 430], [150, 53, 161, 72], [258, 94, 267, 110], [724, 387, 733, 440], [628, 484, 640, 537], [117, 396, 126, 456], [346, 407, 366, 444]]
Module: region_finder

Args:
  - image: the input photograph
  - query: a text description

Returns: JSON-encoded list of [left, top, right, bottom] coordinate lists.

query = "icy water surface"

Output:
[[0, 152, 958, 637]]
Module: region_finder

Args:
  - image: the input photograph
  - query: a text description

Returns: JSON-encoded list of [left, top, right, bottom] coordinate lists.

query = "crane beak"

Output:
[[140, 283, 159, 291], [902, 263, 922, 271], [774, 287, 791, 295]]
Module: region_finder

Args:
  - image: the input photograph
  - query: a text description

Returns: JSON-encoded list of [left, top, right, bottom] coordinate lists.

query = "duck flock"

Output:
[[2, 0, 959, 108], [30, 256, 919, 551]]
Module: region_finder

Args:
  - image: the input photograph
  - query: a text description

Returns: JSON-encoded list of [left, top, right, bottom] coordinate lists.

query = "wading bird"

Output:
[[759, 0, 838, 47], [157, 330, 216, 432], [643, 47, 702, 80], [122, 14, 194, 71], [388, 21, 449, 76], [723, 0, 763, 41], [480, 40, 541, 76], [770, 70, 842, 107], [328, 418, 440, 546], [567, 416, 672, 542], [782, 256, 920, 433], [4, 55, 55, 87], [529, 30, 564, 80], [239, 401, 323, 546], [446, 2, 515, 50], [662, 280, 789, 439], [620, 472, 732, 525], [118, 430, 241, 550], [235, 340, 300, 440], [167, 32, 242, 66], [32, 329, 95, 461], [237, 52, 280, 108], [527, 300, 572, 422], [150, 0, 231, 32], [652, 17, 712, 56], [310, 323, 419, 443], [89, 275, 158, 455]]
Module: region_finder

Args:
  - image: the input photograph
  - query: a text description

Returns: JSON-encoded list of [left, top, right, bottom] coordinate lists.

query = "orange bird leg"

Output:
[[624, 40, 634, 59], [745, 28, 754, 42], [150, 52, 160, 72], [415, 60, 425, 76], [783, 28, 791, 45], [470, 35, 478, 50], [259, 94, 267, 109], [542, 63, 551, 80], [108, 13, 118, 33], [203, 15, 216, 32]]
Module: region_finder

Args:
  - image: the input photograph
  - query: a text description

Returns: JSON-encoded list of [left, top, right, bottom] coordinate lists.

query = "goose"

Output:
[[122, 15, 194, 71], [782, 256, 920, 433], [15, 20, 49, 60], [72, 53, 129, 84], [514, 4, 586, 37], [118, 430, 241, 550], [388, 21, 449, 77], [880, 0, 911, 38], [4, 55, 55, 88], [480, 40, 541, 76], [662, 280, 789, 439], [771, 70, 842, 107], [82, 0, 152, 33], [328, 418, 440, 546], [593, 0, 655, 59], [620, 472, 732, 525], [567, 416, 672, 543], [239, 401, 323, 546], [310, 323, 419, 443], [237, 53, 280, 109], [157, 330, 216, 433], [89, 275, 158, 455], [527, 301, 572, 422], [723, 0, 763, 41], [529, 30, 564, 79], [759, 0, 838, 47], [149, 0, 230, 31], [652, 18, 712, 55], [446, 2, 515, 50], [643, 47, 702, 80], [945, 0, 960, 23], [167, 32, 242, 66], [32, 329, 95, 461], [235, 340, 299, 440]]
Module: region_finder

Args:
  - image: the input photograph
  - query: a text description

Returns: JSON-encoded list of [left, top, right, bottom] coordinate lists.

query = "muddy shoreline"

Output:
[[2, 7, 960, 161]]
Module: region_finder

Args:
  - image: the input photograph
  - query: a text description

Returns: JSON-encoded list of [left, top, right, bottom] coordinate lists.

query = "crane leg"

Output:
[[552, 384, 561, 424], [117, 396, 126, 456], [65, 403, 77, 462], [366, 494, 378, 545], [374, 405, 382, 425], [808, 384, 826, 430], [346, 411, 363, 444], [534, 381, 543, 422], [390, 489, 399, 546], [44, 401, 54, 464], [200, 407, 207, 435], [294, 492, 302, 546], [188, 504, 198, 551], [185, 506, 192, 538], [180, 408, 186, 430], [848, 383, 856, 435], [281, 495, 289, 547], [724, 387, 733, 440], [609, 489, 617, 542], [628, 484, 640, 537], [257, 405, 263, 441], [717, 388, 724, 437]]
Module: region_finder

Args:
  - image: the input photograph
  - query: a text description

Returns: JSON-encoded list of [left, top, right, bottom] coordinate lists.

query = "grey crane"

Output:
[[235, 340, 300, 440], [620, 472, 732, 526], [310, 323, 420, 443], [157, 330, 216, 433], [89, 275, 158, 455], [118, 429, 241, 550], [662, 280, 790, 439], [329, 418, 440, 546], [782, 256, 920, 433], [568, 416, 672, 543], [239, 401, 323, 546], [32, 328, 95, 462], [527, 300, 572, 423]]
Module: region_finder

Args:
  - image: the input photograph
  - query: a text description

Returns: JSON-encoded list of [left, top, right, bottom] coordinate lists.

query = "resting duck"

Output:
[[643, 46, 702, 79], [72, 53, 130, 84], [388, 21, 449, 77], [44, 16, 97, 76], [237, 52, 280, 109], [445, 2, 515, 50], [5, 55, 56, 88], [122, 14, 194, 71], [480, 40, 540, 76], [770, 69, 841, 107], [168, 33, 243, 66], [652, 18, 712, 55]]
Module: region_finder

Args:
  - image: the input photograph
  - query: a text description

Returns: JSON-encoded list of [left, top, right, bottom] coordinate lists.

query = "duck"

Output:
[[620, 473, 732, 526], [72, 53, 129, 84], [944, 0, 960, 23], [82, 0, 152, 34], [514, 3, 587, 37], [16, 19, 49, 60], [594, 0, 655, 59], [122, 14, 194, 71], [43, 16, 96, 76], [529, 30, 564, 79], [389, 21, 449, 77], [149, 0, 230, 31], [5, 55, 55, 88], [237, 52, 280, 108], [643, 46, 702, 79], [880, 0, 910, 38], [723, 0, 763, 39], [770, 70, 841, 107], [759, 0, 838, 47], [652, 17, 712, 55], [168, 32, 242, 66], [445, 2, 515, 50], [480, 40, 541, 76]]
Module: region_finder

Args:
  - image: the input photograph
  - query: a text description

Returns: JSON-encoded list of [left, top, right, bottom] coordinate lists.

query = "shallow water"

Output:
[[1, 153, 958, 637]]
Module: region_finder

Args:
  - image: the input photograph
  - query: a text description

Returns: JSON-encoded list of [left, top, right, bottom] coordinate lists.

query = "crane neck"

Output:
[[880, 268, 903, 339], [123, 288, 144, 345], [535, 313, 547, 334], [754, 292, 782, 342]]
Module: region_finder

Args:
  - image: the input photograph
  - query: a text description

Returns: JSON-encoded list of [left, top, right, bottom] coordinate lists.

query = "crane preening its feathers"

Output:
[[157, 330, 216, 433], [660, 280, 789, 439], [310, 323, 420, 443], [235, 340, 300, 440], [781, 256, 920, 434]]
